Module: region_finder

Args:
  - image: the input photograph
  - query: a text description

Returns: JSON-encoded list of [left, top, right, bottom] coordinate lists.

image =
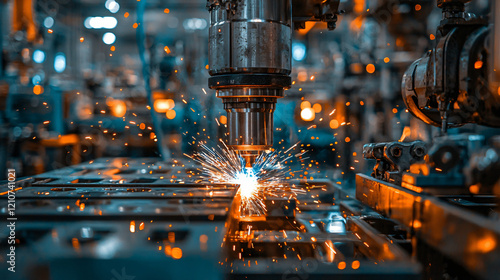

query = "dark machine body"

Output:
[[402, 0, 500, 131]]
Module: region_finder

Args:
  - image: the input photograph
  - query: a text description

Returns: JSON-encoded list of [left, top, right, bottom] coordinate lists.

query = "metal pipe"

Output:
[[207, 0, 292, 167]]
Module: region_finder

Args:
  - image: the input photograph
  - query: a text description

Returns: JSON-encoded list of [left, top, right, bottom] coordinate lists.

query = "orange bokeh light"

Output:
[[352, 260, 360, 269], [366, 64, 375, 74], [33, 85, 44, 95], [474, 60, 483, 69], [166, 110, 176, 119], [172, 247, 182, 259], [109, 99, 127, 118], [312, 103, 322, 113], [330, 119, 339, 129]]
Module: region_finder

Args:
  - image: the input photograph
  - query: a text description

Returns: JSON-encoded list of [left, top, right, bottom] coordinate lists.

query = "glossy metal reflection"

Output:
[[208, 0, 292, 166]]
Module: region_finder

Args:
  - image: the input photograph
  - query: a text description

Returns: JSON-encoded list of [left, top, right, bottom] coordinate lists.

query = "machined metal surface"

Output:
[[356, 173, 500, 280], [218, 89, 282, 164], [222, 183, 420, 280], [0, 158, 421, 279], [1, 158, 233, 280], [207, 0, 292, 166], [208, 0, 291, 75]]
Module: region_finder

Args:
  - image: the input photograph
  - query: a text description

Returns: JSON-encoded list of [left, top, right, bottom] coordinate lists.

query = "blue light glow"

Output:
[[43, 17, 54, 28], [292, 42, 306, 62], [54, 53, 66, 73], [32, 75, 42, 85], [33, 50, 45, 63]]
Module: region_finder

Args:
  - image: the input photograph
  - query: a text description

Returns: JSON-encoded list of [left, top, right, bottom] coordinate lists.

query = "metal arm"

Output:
[[207, 0, 340, 167]]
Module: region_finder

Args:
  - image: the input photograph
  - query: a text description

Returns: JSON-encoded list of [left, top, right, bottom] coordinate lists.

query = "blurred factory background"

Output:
[[0, 0, 472, 180], [1, 0, 217, 178], [1, 0, 500, 279]]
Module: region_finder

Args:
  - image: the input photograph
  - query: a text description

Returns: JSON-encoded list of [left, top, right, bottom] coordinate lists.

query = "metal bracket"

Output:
[[363, 141, 427, 184]]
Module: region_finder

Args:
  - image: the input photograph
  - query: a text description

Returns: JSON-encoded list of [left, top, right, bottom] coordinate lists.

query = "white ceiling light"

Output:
[[102, 32, 116, 45], [84, 17, 117, 29], [105, 0, 120, 14]]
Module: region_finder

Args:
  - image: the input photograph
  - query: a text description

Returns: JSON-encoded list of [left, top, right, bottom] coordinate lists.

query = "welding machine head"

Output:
[[207, 0, 292, 167]]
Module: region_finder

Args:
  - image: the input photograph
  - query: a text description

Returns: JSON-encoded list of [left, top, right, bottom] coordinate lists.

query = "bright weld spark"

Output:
[[185, 140, 307, 216], [235, 169, 258, 199]]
